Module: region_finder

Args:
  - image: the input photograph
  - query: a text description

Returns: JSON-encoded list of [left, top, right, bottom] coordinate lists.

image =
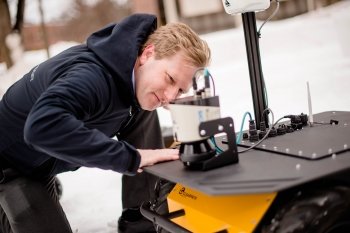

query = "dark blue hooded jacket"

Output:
[[0, 14, 157, 177]]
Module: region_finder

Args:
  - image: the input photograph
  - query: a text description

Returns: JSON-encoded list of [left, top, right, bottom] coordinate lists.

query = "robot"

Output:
[[141, 1, 350, 232]]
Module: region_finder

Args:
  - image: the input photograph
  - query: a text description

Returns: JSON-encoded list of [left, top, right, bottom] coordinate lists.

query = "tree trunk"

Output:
[[38, 0, 51, 59], [0, 0, 14, 69], [13, 0, 25, 33]]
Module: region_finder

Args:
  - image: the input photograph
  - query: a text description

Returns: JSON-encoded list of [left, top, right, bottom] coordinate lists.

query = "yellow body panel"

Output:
[[167, 184, 277, 233]]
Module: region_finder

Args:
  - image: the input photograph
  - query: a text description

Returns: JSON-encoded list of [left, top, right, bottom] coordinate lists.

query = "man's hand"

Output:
[[137, 149, 179, 173]]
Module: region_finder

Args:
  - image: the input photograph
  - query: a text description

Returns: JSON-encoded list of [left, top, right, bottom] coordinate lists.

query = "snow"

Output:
[[1, 1, 350, 232], [58, 168, 121, 233]]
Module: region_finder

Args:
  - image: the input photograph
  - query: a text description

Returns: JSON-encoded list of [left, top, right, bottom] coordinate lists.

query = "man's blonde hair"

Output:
[[142, 22, 211, 67]]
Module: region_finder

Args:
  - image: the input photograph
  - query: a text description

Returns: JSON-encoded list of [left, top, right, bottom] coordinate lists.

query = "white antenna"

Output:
[[307, 81, 313, 126]]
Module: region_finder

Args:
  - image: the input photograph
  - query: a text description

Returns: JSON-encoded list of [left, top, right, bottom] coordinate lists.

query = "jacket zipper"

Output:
[[115, 106, 138, 137]]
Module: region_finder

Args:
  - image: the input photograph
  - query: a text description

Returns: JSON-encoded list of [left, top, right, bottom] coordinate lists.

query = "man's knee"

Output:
[[1, 177, 45, 223]]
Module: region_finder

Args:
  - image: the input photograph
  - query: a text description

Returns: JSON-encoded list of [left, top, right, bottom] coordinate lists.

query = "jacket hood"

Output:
[[87, 14, 157, 97]]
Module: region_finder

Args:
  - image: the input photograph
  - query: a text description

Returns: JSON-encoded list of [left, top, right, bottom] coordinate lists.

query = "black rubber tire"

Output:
[[261, 186, 350, 233], [149, 179, 176, 233]]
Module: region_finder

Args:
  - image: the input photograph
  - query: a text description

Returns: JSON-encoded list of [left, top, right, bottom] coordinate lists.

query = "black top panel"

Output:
[[238, 111, 350, 160], [145, 111, 350, 195]]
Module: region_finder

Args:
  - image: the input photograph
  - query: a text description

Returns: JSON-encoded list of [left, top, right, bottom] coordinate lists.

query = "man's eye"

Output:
[[168, 75, 175, 84], [177, 89, 184, 97]]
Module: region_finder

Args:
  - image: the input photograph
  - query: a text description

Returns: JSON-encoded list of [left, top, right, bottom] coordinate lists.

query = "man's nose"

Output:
[[164, 86, 179, 103]]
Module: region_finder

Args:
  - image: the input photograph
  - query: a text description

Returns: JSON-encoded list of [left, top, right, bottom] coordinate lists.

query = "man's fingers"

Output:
[[156, 149, 179, 161], [138, 149, 180, 169], [163, 148, 180, 156]]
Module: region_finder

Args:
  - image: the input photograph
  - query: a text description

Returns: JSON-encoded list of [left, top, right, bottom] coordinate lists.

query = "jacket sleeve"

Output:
[[23, 64, 140, 175]]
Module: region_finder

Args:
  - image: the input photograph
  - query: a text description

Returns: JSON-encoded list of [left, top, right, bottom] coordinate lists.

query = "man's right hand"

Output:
[[137, 149, 179, 173]]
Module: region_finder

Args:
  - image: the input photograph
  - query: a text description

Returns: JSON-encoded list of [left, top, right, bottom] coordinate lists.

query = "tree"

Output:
[[0, 0, 25, 69], [38, 0, 50, 58], [0, 0, 14, 69]]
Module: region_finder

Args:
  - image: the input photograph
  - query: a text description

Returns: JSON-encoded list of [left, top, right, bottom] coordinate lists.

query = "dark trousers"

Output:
[[0, 170, 72, 233], [118, 110, 165, 233], [119, 110, 164, 209]]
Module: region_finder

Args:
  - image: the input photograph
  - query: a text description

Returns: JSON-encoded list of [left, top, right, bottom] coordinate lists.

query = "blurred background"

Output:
[[2, 0, 349, 140], [1, 0, 350, 232], [0, 0, 344, 70]]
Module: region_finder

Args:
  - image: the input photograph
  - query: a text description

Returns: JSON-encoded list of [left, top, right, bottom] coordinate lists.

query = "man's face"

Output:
[[134, 44, 198, 111]]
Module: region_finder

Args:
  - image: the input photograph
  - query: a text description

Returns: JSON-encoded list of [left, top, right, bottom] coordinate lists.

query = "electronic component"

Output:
[[168, 69, 238, 170], [222, 0, 270, 14]]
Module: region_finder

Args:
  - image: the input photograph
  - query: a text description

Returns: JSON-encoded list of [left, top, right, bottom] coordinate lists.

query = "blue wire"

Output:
[[209, 111, 253, 154], [236, 112, 253, 144], [210, 136, 224, 154]]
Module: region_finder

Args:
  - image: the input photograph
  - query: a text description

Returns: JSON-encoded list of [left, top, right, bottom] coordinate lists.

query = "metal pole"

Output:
[[241, 12, 268, 129]]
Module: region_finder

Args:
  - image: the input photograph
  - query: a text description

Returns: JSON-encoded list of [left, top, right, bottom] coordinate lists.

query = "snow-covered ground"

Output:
[[1, 1, 350, 232]]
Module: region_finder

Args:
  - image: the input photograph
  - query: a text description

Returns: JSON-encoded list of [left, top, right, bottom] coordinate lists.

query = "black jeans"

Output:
[[0, 168, 72, 233], [119, 110, 164, 209], [118, 110, 165, 233]]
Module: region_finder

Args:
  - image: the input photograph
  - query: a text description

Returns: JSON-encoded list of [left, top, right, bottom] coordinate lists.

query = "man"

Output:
[[0, 14, 210, 232]]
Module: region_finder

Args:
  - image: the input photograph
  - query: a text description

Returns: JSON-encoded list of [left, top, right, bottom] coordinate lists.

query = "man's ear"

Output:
[[139, 44, 155, 65]]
